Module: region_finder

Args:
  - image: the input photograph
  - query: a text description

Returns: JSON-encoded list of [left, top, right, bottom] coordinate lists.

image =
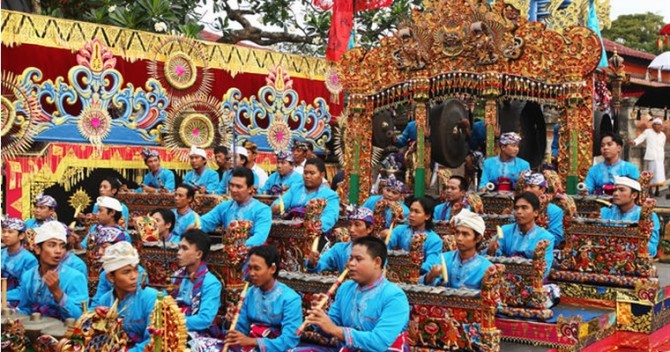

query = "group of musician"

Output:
[[1, 131, 663, 352]]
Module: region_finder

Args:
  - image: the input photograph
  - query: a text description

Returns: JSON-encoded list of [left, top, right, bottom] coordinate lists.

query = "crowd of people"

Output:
[[1, 127, 665, 352]]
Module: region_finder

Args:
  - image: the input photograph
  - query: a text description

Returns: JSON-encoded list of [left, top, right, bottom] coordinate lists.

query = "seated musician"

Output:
[[600, 177, 660, 257], [135, 148, 175, 193], [217, 146, 260, 194], [2, 217, 37, 307], [362, 175, 409, 228], [486, 192, 554, 279], [90, 225, 147, 307], [15, 221, 88, 319], [184, 146, 219, 194], [81, 196, 131, 249], [258, 151, 303, 196], [434, 175, 470, 221], [387, 197, 443, 274], [271, 157, 340, 231], [201, 167, 271, 246], [244, 141, 269, 189], [294, 237, 410, 352], [94, 242, 158, 352], [151, 208, 178, 242], [24, 193, 58, 229], [225, 245, 303, 352], [214, 145, 230, 184], [53, 222, 87, 277], [292, 141, 310, 174], [421, 209, 493, 289], [172, 184, 201, 241], [171, 229, 222, 338], [521, 171, 565, 246], [584, 133, 640, 195], [479, 132, 530, 192], [306, 207, 375, 274]]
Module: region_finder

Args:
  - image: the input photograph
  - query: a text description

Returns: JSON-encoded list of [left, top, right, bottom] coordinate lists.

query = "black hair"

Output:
[[100, 207, 123, 223], [231, 166, 255, 187], [214, 146, 229, 155], [410, 196, 435, 230], [248, 245, 281, 278], [176, 183, 196, 200], [151, 208, 175, 233], [449, 175, 469, 192], [305, 157, 326, 174], [239, 154, 249, 165], [101, 176, 122, 196], [352, 236, 388, 267], [182, 229, 211, 261], [514, 191, 541, 211], [600, 132, 624, 147]]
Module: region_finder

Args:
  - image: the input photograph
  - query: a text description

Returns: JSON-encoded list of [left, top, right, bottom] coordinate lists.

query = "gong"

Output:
[[429, 99, 469, 168]]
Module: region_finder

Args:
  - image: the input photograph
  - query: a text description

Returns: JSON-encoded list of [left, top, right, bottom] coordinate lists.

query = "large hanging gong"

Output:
[[372, 109, 395, 149], [430, 99, 469, 168], [518, 102, 546, 169]]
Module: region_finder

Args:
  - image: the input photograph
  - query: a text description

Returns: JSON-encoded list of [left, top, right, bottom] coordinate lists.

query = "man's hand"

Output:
[[142, 185, 157, 193], [271, 204, 279, 214], [225, 330, 258, 347], [198, 186, 207, 194], [425, 265, 441, 284], [307, 250, 320, 267], [305, 306, 340, 338], [43, 270, 63, 302], [119, 184, 129, 193], [487, 240, 500, 256]]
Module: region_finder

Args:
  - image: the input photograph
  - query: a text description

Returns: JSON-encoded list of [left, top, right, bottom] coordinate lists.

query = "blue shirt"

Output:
[[545, 203, 565, 245], [420, 251, 493, 290], [362, 195, 409, 228], [551, 124, 559, 157], [470, 120, 486, 151], [273, 183, 341, 233], [585, 160, 640, 194], [433, 202, 471, 222], [396, 121, 416, 148], [306, 242, 352, 274], [235, 281, 303, 352], [184, 167, 220, 193], [172, 271, 222, 332], [200, 198, 272, 246], [171, 208, 201, 242], [479, 156, 530, 189], [94, 287, 158, 352], [136, 167, 175, 192], [61, 251, 87, 277], [495, 223, 555, 279], [387, 224, 443, 274], [90, 265, 148, 308], [2, 247, 38, 302], [259, 170, 304, 195], [216, 168, 260, 195], [24, 218, 54, 229], [600, 205, 661, 257], [16, 264, 89, 320], [327, 277, 409, 352]]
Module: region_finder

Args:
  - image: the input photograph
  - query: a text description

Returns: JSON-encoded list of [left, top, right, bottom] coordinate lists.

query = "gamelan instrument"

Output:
[[295, 268, 349, 336]]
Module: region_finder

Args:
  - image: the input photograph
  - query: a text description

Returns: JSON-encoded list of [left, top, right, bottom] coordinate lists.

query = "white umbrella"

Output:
[[647, 51, 670, 81]]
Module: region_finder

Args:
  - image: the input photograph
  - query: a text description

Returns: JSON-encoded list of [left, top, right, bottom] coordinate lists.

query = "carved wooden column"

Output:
[[482, 72, 502, 158], [412, 77, 430, 197]]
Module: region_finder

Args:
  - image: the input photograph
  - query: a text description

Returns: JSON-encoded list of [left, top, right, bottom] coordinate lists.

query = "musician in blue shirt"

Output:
[[135, 148, 175, 192], [387, 197, 443, 274], [479, 132, 530, 191], [521, 171, 565, 245], [421, 209, 493, 289], [600, 176, 660, 257], [585, 133, 640, 195], [16, 222, 89, 320], [434, 175, 470, 221], [295, 237, 410, 352], [94, 242, 158, 352], [362, 175, 409, 228], [306, 207, 375, 274], [217, 146, 260, 194], [172, 184, 201, 241], [171, 230, 222, 333], [259, 151, 303, 196], [225, 245, 303, 352], [395, 120, 416, 148], [89, 224, 138, 307], [184, 146, 219, 194], [486, 192, 555, 278], [201, 167, 272, 246], [2, 218, 37, 306], [80, 196, 131, 249], [271, 158, 340, 234], [24, 194, 58, 229]]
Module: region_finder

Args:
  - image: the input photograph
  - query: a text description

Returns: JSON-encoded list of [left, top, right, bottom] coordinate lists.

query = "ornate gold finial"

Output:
[[608, 47, 626, 78]]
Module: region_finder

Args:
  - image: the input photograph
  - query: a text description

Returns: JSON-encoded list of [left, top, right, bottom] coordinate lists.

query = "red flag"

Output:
[[325, 0, 354, 61]]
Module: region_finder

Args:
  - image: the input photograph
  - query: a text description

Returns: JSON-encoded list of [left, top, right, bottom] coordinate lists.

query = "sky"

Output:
[[610, 0, 670, 23]]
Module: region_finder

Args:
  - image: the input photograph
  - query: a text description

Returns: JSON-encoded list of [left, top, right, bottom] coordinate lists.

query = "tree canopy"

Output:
[[601, 12, 666, 55]]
